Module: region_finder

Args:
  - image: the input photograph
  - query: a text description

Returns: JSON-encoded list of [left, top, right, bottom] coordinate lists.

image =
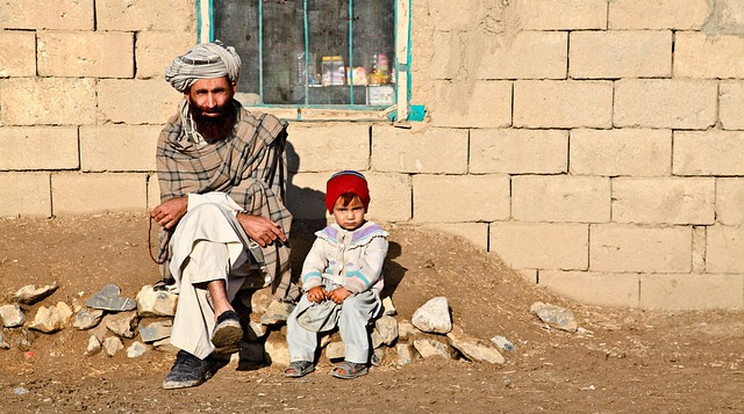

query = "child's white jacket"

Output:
[[300, 221, 389, 294]]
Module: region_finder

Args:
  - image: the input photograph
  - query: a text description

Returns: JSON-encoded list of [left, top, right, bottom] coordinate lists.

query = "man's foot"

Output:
[[162, 350, 218, 390], [284, 360, 315, 378], [211, 310, 243, 353], [330, 361, 369, 379]]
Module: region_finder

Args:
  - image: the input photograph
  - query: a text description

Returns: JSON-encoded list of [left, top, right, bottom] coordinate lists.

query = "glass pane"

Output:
[[214, 0, 396, 107]]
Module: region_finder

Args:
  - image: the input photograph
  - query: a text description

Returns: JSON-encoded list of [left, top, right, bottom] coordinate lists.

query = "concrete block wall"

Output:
[[2, 0, 743, 310]]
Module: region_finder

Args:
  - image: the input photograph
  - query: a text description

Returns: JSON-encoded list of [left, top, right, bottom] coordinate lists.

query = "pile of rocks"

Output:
[[1, 281, 581, 369]]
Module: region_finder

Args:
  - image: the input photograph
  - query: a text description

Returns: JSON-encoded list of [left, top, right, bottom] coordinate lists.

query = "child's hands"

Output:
[[328, 287, 352, 304], [307, 286, 327, 303]]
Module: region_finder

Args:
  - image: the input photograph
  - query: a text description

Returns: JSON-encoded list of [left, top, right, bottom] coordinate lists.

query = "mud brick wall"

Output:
[[1, 0, 743, 310]]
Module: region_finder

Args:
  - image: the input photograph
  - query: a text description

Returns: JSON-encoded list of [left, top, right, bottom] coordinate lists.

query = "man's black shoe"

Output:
[[162, 350, 218, 390]]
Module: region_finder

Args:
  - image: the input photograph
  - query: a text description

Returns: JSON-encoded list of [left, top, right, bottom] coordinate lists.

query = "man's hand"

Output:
[[328, 287, 352, 304], [306, 286, 327, 304], [151, 197, 188, 230], [237, 213, 287, 247]]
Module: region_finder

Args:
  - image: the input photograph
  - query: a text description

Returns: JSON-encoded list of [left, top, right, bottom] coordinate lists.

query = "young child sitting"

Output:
[[284, 170, 388, 379]]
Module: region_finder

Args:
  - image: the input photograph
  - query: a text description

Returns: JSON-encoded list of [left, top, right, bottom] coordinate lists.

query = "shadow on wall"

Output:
[[285, 141, 407, 298]]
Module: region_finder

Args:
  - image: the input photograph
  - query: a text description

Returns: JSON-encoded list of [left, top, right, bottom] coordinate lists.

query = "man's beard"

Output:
[[190, 102, 236, 142]]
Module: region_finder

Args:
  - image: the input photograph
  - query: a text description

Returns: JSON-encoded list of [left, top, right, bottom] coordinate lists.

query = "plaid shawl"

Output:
[[156, 100, 299, 301]]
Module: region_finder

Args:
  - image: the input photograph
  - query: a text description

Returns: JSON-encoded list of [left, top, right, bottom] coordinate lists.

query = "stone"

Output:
[[260, 300, 295, 326], [0, 304, 25, 328], [396, 343, 414, 365], [85, 335, 101, 356], [104, 311, 138, 339], [325, 341, 345, 361], [374, 315, 399, 346], [263, 339, 290, 367], [70, 297, 83, 313], [16, 328, 32, 351], [28, 301, 73, 333], [103, 336, 124, 356], [245, 320, 267, 341], [530, 302, 578, 332], [14, 282, 58, 305], [85, 284, 136, 312], [447, 325, 505, 364], [0, 330, 9, 349], [91, 324, 109, 342], [250, 288, 273, 314], [13, 387, 29, 395], [135, 285, 177, 317], [126, 341, 148, 358], [139, 320, 172, 343], [72, 308, 104, 330], [412, 297, 452, 334], [371, 347, 384, 366], [490, 335, 516, 352], [413, 338, 452, 360], [382, 296, 397, 316], [398, 320, 418, 340], [371, 330, 384, 349], [152, 338, 179, 354]]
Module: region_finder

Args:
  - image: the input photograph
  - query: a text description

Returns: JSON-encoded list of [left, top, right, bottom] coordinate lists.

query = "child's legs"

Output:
[[286, 295, 319, 362], [338, 290, 382, 364]]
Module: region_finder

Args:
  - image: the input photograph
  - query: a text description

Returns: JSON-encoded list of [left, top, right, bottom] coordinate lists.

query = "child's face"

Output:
[[332, 196, 366, 230]]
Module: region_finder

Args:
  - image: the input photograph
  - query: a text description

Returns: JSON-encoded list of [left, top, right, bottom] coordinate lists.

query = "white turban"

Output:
[[164, 40, 242, 93]]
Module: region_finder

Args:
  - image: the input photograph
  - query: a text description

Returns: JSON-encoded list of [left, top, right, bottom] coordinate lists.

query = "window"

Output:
[[198, 0, 412, 121]]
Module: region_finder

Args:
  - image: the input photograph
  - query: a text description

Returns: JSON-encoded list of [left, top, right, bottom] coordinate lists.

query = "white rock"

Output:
[[85, 335, 101, 356], [374, 315, 399, 346], [0, 304, 25, 328], [126, 341, 148, 358], [103, 336, 124, 356], [263, 339, 290, 367], [413, 338, 452, 360], [29, 302, 73, 333], [396, 343, 414, 365], [412, 297, 452, 334], [72, 308, 104, 330], [153, 338, 179, 354], [14, 282, 58, 305], [530, 302, 578, 332], [447, 326, 505, 364], [104, 311, 138, 339], [382, 296, 397, 316], [325, 341, 345, 361], [139, 320, 172, 343], [398, 320, 418, 340], [136, 285, 178, 317]]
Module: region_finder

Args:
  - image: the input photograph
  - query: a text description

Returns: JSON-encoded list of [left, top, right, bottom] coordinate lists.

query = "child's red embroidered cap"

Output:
[[325, 170, 370, 213]]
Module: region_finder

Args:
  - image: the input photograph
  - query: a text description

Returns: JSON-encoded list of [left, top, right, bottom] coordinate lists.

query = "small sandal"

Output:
[[330, 361, 368, 379], [284, 361, 315, 378]]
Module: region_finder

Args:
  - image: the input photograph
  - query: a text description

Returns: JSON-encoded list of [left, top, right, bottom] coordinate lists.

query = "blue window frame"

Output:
[[196, 0, 413, 122]]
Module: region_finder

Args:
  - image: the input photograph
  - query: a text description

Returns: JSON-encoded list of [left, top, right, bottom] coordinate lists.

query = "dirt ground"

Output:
[[0, 213, 742, 414]]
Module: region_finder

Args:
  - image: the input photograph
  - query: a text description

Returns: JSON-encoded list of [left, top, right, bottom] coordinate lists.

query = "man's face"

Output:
[[185, 76, 236, 122]]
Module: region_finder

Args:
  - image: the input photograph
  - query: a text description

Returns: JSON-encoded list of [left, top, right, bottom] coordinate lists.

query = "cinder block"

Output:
[[614, 79, 717, 129], [717, 178, 744, 225], [413, 175, 510, 222], [475, 31, 567, 80], [96, 0, 195, 32], [539, 271, 640, 308], [423, 223, 489, 250], [512, 175, 610, 223], [470, 129, 567, 174], [719, 81, 744, 130], [0, 0, 93, 30], [52, 173, 147, 214], [570, 31, 672, 79], [372, 125, 467, 173], [287, 172, 329, 221], [0, 78, 96, 125], [673, 130, 744, 176], [135, 32, 195, 79], [37, 31, 134, 78], [612, 178, 715, 225], [147, 174, 160, 210], [365, 172, 412, 223], [707, 225, 744, 273], [0, 31, 35, 77], [513, 80, 613, 128], [692, 225, 706, 273], [517, 0, 607, 30], [80, 125, 161, 172], [428, 31, 467, 80], [590, 224, 692, 273], [608, 0, 710, 30], [288, 123, 369, 173], [640, 274, 743, 310], [97, 79, 182, 125], [429, 80, 511, 128], [0, 173, 51, 217], [490, 222, 589, 270], [0, 127, 79, 170], [675, 33, 744, 78], [570, 128, 671, 176]]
